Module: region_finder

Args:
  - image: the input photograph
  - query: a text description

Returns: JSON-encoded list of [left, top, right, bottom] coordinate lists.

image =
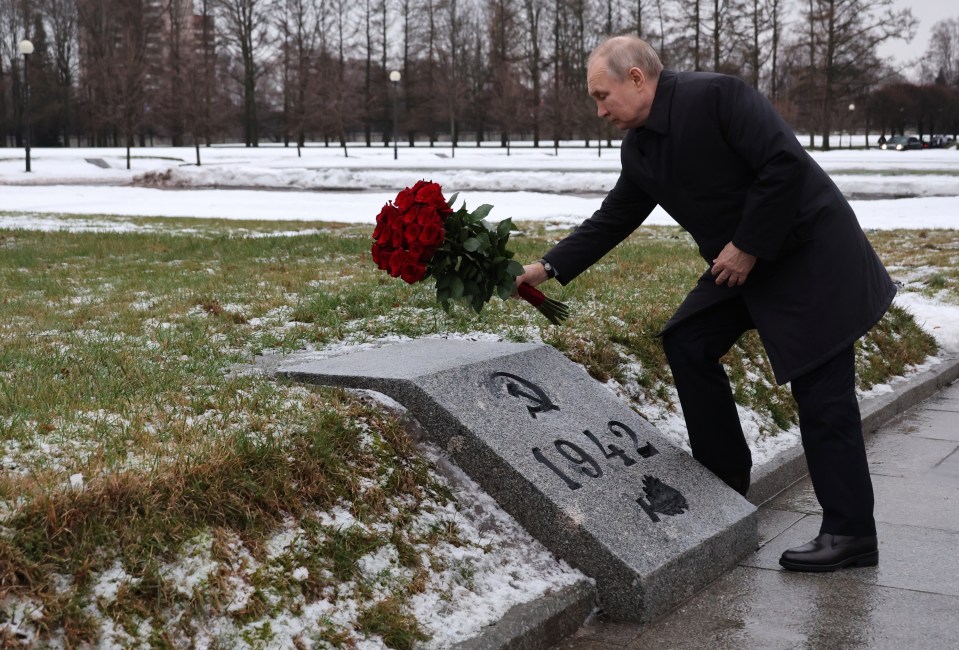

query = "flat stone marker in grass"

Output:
[[277, 339, 756, 623]]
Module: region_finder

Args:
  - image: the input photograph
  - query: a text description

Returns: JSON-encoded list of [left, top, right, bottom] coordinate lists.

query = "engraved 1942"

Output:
[[531, 420, 659, 491]]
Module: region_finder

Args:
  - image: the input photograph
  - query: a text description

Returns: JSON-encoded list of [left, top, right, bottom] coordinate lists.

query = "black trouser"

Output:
[[661, 296, 876, 536]]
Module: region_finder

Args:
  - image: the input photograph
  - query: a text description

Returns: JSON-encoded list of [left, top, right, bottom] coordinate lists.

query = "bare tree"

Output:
[[362, 0, 377, 146], [324, 0, 358, 155], [802, 0, 916, 150], [379, 0, 389, 146], [523, 0, 546, 146], [738, 0, 787, 93], [767, 0, 785, 100], [77, 0, 169, 165], [277, 0, 326, 154], [155, 0, 194, 146], [423, 0, 440, 145], [216, 0, 271, 146], [437, 0, 468, 155], [692, 0, 704, 70], [487, 0, 525, 150], [399, 0, 418, 145], [42, 0, 77, 146], [1, 0, 29, 148], [921, 18, 959, 85]]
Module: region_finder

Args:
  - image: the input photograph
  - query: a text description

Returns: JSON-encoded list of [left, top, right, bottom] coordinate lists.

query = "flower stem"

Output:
[[517, 283, 570, 325]]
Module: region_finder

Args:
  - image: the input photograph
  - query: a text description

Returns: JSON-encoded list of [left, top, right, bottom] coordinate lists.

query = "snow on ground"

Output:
[[894, 292, 959, 353], [2, 143, 958, 647], [0, 143, 958, 226]]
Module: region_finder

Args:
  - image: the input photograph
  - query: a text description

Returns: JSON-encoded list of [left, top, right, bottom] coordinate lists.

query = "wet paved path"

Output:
[[559, 381, 959, 649]]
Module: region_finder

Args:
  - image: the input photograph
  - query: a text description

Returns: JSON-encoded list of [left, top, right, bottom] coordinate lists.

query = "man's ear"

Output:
[[628, 66, 645, 89]]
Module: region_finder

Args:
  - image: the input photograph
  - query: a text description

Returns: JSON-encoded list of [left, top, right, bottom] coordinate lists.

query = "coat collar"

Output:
[[640, 69, 676, 135]]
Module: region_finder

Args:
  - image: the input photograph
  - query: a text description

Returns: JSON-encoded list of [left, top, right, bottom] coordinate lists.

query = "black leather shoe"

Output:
[[779, 533, 878, 572], [714, 469, 750, 497]]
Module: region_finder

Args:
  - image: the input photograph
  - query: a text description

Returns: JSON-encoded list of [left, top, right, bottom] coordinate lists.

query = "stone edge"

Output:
[[748, 354, 959, 505], [451, 579, 597, 650]]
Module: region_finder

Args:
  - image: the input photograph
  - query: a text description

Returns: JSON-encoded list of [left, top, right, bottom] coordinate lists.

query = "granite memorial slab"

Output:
[[276, 339, 757, 623]]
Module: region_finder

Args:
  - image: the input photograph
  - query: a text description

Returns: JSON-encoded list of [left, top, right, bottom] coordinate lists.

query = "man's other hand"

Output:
[[711, 242, 757, 287]]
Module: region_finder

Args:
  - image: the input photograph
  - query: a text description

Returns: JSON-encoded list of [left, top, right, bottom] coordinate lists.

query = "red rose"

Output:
[[411, 180, 430, 194], [419, 222, 445, 247], [371, 243, 392, 270], [415, 182, 444, 205], [374, 221, 394, 245], [417, 204, 440, 226], [390, 222, 405, 248], [403, 222, 422, 244], [408, 240, 425, 260], [388, 248, 408, 277], [394, 188, 415, 211], [399, 259, 428, 284], [376, 202, 398, 226], [401, 206, 419, 224]]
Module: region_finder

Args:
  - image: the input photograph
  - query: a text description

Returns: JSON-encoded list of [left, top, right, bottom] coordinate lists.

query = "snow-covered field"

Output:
[[1, 143, 958, 226], [1, 143, 958, 648]]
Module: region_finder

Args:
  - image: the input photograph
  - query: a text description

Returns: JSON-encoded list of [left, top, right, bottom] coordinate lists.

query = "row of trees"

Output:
[[1, 0, 957, 156]]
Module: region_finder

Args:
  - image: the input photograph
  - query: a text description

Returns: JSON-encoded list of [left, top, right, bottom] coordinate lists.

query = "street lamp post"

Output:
[[389, 70, 401, 160], [18, 39, 34, 172]]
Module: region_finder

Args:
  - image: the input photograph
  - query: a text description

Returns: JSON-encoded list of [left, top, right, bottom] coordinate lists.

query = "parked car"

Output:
[[929, 135, 954, 148], [880, 135, 923, 151]]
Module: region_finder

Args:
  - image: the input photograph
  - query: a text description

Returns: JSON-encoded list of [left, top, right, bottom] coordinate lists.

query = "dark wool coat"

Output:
[[543, 70, 896, 384]]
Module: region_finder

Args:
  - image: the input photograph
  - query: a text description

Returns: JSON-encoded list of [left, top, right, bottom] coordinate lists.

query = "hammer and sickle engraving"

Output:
[[490, 372, 560, 419]]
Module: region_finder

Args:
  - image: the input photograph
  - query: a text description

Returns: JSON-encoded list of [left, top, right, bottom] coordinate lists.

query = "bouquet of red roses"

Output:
[[371, 180, 569, 325]]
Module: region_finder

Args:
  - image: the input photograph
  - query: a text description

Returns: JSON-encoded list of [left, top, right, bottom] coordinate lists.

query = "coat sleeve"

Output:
[[541, 165, 656, 285], [711, 75, 810, 261]]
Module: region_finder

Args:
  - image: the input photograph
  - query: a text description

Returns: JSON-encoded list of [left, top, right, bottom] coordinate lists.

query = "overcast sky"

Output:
[[876, 0, 958, 71]]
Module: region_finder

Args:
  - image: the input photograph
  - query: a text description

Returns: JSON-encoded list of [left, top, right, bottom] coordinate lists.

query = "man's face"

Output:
[[587, 58, 649, 130]]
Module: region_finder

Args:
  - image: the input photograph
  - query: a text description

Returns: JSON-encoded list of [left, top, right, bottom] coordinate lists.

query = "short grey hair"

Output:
[[589, 35, 663, 81]]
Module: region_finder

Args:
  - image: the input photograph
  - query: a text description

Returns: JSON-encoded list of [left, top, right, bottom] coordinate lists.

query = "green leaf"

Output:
[[435, 274, 451, 289], [497, 280, 515, 300], [470, 204, 494, 221], [476, 232, 491, 253], [497, 218, 515, 239], [447, 192, 460, 209], [471, 294, 485, 313], [449, 275, 464, 299], [463, 238, 480, 252], [506, 260, 524, 277]]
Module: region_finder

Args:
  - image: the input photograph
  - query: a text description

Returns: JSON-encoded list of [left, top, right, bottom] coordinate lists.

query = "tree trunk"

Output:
[[820, 0, 836, 151], [0, 58, 6, 148], [713, 0, 720, 71], [364, 1, 373, 146], [694, 1, 702, 71]]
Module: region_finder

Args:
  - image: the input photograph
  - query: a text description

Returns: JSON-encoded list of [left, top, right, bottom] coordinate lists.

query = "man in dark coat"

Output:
[[517, 35, 895, 572]]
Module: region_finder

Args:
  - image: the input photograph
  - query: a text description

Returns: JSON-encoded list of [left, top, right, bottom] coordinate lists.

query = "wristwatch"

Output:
[[538, 259, 557, 279]]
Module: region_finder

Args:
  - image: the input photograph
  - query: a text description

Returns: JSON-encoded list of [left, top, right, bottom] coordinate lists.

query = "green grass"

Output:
[[0, 218, 943, 646], [868, 229, 959, 304]]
